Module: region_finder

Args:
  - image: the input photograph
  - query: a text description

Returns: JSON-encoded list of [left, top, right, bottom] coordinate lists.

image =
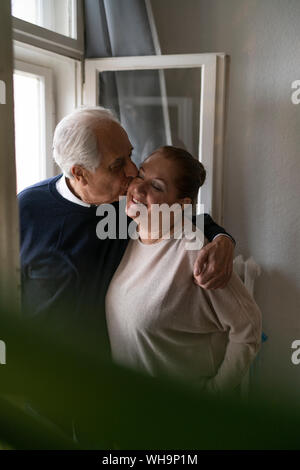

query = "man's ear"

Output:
[[71, 165, 88, 185]]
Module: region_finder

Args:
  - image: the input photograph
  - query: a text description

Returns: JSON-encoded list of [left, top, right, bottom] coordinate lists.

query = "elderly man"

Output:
[[18, 107, 234, 358]]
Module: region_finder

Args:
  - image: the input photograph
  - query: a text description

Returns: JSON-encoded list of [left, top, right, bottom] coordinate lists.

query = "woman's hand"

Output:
[[193, 235, 235, 289]]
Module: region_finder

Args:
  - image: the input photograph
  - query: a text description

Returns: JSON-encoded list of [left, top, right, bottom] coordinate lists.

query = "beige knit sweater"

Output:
[[105, 232, 262, 392]]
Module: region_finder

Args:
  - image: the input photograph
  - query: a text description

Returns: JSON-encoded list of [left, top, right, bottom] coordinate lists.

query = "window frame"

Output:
[[14, 59, 55, 188], [84, 53, 228, 223], [12, 0, 84, 60], [0, 0, 20, 309]]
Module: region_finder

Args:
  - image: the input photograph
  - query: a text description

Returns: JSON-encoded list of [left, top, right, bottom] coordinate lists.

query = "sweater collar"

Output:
[[56, 175, 91, 208]]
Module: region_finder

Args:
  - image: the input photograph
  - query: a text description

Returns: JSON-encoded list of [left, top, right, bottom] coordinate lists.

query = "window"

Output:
[[84, 54, 227, 222], [13, 60, 53, 193], [13, 42, 83, 191], [12, 0, 77, 38], [11, 0, 83, 60], [12, 0, 39, 27], [11, 0, 83, 191]]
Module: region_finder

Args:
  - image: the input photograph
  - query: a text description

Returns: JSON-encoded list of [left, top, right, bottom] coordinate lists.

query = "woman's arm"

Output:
[[202, 272, 262, 393]]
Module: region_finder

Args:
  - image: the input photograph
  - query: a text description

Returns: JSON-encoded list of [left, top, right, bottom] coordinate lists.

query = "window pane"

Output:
[[99, 68, 201, 167], [11, 0, 38, 25], [13, 72, 44, 193], [11, 0, 76, 38]]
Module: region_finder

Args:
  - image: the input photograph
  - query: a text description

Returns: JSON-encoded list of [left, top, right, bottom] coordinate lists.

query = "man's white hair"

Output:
[[53, 106, 119, 178]]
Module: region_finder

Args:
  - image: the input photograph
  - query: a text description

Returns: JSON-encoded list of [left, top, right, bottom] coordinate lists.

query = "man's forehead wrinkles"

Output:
[[101, 143, 130, 159]]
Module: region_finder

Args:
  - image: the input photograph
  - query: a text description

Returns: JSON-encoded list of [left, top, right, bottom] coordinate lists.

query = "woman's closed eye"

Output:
[[151, 182, 162, 191], [136, 171, 163, 191]]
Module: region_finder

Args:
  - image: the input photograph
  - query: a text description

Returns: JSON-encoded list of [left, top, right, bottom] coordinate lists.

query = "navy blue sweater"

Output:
[[18, 175, 231, 357]]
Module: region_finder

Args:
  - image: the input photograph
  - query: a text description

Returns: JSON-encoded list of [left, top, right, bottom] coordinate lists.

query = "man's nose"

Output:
[[125, 159, 138, 178]]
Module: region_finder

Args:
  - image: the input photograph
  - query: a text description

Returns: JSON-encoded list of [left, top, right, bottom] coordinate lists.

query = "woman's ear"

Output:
[[179, 197, 192, 208]]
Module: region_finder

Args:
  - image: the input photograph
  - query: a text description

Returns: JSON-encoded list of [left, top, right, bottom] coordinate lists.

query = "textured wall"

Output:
[[151, 0, 300, 396]]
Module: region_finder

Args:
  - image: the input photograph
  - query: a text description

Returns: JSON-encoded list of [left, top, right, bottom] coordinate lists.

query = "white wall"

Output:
[[151, 0, 300, 397]]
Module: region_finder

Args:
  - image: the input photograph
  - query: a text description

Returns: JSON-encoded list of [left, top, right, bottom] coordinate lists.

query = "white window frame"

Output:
[[14, 59, 55, 182], [84, 54, 228, 223], [12, 0, 84, 60]]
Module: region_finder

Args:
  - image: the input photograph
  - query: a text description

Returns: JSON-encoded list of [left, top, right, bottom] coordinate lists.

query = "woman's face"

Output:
[[126, 150, 189, 221]]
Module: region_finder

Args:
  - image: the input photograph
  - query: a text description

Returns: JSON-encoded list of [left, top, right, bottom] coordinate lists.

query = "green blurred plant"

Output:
[[0, 303, 299, 450]]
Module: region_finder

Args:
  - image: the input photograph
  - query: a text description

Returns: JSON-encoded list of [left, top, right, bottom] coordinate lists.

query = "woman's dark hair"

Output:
[[153, 146, 206, 203]]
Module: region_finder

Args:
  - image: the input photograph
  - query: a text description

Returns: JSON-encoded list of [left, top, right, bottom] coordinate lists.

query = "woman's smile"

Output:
[[127, 194, 148, 209]]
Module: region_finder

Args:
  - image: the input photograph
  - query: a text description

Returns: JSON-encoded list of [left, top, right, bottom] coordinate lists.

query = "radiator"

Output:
[[233, 255, 262, 398]]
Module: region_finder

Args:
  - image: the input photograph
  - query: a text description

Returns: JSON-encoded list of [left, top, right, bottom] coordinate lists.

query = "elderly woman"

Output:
[[105, 146, 262, 393]]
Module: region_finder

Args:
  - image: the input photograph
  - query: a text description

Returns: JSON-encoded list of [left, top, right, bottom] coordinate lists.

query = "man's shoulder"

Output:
[[18, 175, 61, 205], [18, 175, 61, 197], [18, 176, 63, 220]]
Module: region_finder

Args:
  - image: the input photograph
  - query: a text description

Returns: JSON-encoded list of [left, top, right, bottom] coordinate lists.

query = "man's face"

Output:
[[75, 121, 138, 205]]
